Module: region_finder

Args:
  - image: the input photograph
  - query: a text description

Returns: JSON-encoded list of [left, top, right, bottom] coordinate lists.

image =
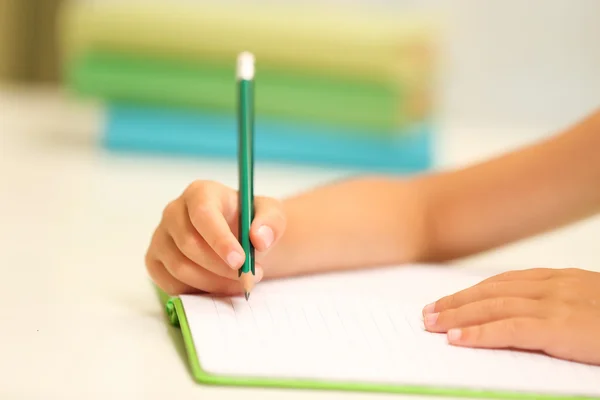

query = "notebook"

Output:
[[164, 265, 600, 399]]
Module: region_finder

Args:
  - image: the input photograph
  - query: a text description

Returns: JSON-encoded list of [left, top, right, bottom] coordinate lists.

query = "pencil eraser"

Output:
[[237, 51, 255, 80]]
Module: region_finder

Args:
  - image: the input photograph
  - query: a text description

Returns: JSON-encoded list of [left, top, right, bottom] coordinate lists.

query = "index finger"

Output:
[[185, 187, 245, 270], [477, 268, 558, 284], [426, 280, 547, 314], [447, 317, 548, 353]]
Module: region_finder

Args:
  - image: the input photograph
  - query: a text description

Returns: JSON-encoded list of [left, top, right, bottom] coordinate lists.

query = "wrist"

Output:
[[412, 170, 460, 263], [259, 175, 437, 278], [256, 196, 303, 279], [394, 175, 436, 264]]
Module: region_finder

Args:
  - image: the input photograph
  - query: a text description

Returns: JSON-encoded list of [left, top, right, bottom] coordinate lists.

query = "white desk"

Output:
[[1, 86, 599, 399]]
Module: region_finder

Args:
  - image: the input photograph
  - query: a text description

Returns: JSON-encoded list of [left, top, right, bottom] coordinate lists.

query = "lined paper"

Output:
[[180, 265, 600, 396]]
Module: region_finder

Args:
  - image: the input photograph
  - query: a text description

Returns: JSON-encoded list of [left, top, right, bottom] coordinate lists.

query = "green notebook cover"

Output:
[[162, 293, 599, 400], [65, 51, 427, 132]]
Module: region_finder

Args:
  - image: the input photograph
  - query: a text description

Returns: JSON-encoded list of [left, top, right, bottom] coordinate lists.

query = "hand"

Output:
[[145, 180, 286, 296], [422, 268, 600, 365]]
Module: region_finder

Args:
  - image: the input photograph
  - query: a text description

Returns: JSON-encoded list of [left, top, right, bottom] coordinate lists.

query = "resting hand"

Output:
[[422, 268, 600, 365]]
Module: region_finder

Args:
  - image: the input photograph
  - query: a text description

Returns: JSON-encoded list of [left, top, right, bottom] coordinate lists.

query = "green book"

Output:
[[160, 265, 600, 399], [65, 51, 421, 132]]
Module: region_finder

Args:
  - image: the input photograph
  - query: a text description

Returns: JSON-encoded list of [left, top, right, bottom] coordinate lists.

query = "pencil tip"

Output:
[[244, 291, 250, 301]]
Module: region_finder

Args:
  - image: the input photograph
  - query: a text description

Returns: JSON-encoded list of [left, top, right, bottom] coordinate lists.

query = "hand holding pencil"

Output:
[[145, 52, 285, 298], [144, 178, 286, 297]]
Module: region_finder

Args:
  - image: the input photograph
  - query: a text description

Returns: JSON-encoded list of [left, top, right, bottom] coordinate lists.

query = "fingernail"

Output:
[[448, 328, 462, 342], [422, 302, 436, 315], [257, 225, 274, 249], [226, 251, 245, 269], [424, 312, 438, 327], [254, 267, 264, 282]]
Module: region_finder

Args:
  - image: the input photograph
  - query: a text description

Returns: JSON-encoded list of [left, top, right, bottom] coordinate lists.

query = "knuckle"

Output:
[[186, 180, 220, 201], [552, 278, 578, 301], [199, 179, 219, 194], [145, 228, 163, 264], [529, 267, 548, 274], [200, 179, 222, 195], [184, 180, 204, 200], [195, 185, 212, 204], [167, 258, 184, 277], [144, 252, 155, 274], [486, 281, 502, 294], [189, 202, 214, 226], [256, 197, 287, 230], [436, 309, 452, 326], [210, 237, 231, 256], [259, 196, 281, 208], [180, 234, 202, 259], [547, 299, 573, 321], [223, 280, 244, 296], [532, 267, 556, 279], [561, 267, 580, 275], [501, 319, 520, 338], [196, 274, 235, 295], [497, 270, 517, 281], [486, 297, 507, 313], [467, 325, 483, 343], [438, 295, 454, 310], [187, 179, 206, 194], [271, 207, 287, 228], [144, 261, 163, 288], [162, 200, 178, 220], [269, 197, 284, 210], [144, 246, 154, 266]]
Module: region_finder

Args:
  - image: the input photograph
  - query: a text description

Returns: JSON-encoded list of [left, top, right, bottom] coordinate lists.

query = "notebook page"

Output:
[[180, 265, 600, 397]]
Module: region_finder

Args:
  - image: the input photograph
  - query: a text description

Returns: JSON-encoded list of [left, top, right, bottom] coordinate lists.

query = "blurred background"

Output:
[[2, 0, 600, 271], [3, 0, 600, 167], [3, 0, 600, 128], [3, 4, 600, 397]]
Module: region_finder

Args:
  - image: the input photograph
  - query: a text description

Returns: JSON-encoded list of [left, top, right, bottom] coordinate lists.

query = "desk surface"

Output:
[[1, 86, 599, 399]]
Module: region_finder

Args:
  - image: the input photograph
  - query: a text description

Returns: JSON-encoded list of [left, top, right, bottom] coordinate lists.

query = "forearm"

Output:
[[262, 176, 428, 278], [422, 110, 600, 261], [261, 110, 600, 276]]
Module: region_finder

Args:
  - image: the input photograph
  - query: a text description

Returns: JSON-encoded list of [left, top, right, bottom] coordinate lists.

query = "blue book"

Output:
[[102, 103, 435, 173]]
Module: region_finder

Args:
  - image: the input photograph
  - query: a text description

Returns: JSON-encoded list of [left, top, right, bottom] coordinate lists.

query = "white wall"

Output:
[[306, 0, 600, 131], [432, 0, 600, 131]]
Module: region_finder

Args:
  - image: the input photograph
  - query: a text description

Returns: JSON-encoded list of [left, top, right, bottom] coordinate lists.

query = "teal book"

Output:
[[161, 265, 600, 398], [102, 103, 434, 173]]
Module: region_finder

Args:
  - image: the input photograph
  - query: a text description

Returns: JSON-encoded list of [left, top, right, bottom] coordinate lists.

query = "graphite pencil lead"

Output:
[[245, 291, 250, 301]]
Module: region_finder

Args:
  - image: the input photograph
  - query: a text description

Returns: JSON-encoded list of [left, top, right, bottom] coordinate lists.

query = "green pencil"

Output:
[[237, 51, 255, 300]]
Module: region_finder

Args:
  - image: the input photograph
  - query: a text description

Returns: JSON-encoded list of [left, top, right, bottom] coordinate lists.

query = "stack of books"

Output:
[[58, 1, 438, 173]]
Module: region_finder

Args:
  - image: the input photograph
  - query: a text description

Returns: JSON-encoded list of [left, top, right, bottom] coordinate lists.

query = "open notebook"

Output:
[[164, 265, 600, 399]]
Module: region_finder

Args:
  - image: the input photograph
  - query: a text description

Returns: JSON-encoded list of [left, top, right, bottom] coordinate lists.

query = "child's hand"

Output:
[[145, 180, 286, 296], [422, 268, 600, 365]]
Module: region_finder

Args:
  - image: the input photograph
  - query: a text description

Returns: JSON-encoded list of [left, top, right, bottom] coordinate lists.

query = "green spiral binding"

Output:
[[165, 298, 180, 327]]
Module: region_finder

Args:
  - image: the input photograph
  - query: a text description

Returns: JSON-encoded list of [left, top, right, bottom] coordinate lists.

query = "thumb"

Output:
[[250, 196, 286, 253]]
